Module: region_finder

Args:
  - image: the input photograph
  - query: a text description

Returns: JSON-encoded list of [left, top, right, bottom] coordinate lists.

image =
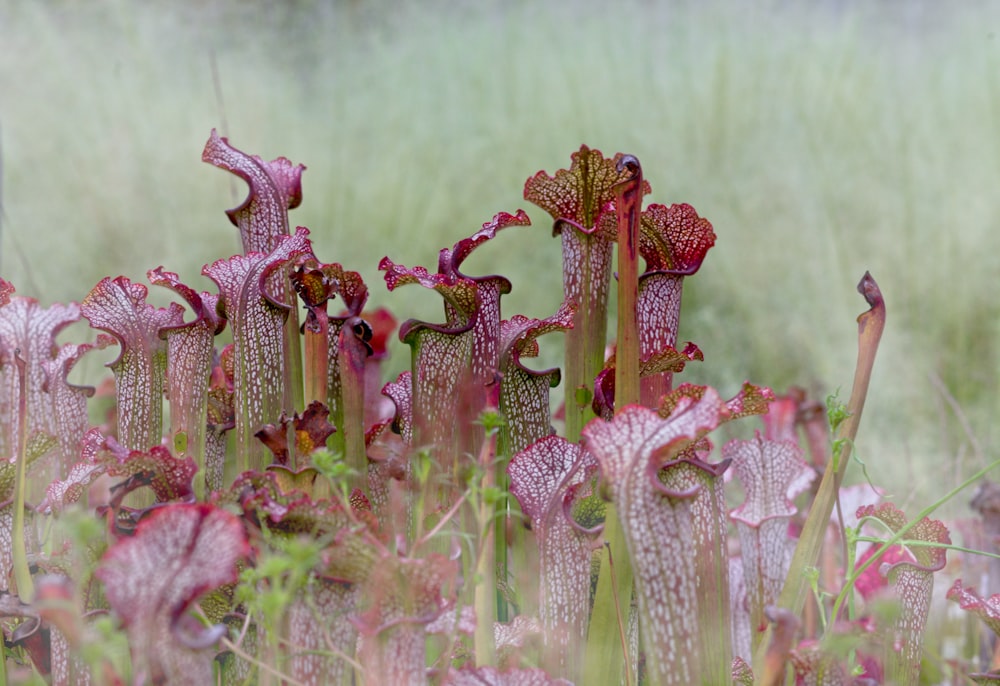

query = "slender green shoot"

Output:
[[12, 352, 33, 603], [830, 457, 1000, 624], [754, 272, 885, 676]]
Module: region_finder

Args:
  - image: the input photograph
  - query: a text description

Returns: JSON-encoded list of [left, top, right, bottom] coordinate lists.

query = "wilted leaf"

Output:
[[255, 400, 337, 466]]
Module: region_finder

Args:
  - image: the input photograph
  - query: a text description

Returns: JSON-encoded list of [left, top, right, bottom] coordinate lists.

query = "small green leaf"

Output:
[[825, 389, 852, 433], [482, 486, 506, 508], [476, 410, 506, 435], [804, 566, 820, 593]]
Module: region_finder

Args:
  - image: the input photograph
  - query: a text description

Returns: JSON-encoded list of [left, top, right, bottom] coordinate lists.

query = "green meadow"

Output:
[[2, 0, 999, 507]]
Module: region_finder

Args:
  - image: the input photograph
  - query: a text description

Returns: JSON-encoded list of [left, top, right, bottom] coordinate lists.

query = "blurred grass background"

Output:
[[1, 0, 999, 506]]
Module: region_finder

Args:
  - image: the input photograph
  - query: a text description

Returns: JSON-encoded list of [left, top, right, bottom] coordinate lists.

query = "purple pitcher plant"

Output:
[[1, 132, 984, 686]]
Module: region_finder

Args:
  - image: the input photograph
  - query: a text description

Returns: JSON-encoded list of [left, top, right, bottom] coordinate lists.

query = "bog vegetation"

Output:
[[3, 2, 1000, 684], [0, 132, 997, 685]]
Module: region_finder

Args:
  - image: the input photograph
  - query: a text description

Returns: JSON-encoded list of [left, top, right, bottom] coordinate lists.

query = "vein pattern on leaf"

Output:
[[382, 371, 413, 445], [202, 128, 305, 254], [948, 579, 1000, 636], [659, 381, 774, 422], [728, 433, 814, 528], [592, 342, 704, 419], [636, 203, 716, 274], [203, 228, 313, 467], [353, 553, 459, 685], [445, 665, 573, 685], [382, 224, 511, 463], [149, 267, 225, 468], [581, 392, 732, 684], [524, 145, 644, 232], [286, 579, 357, 686], [41, 340, 105, 471], [96, 503, 249, 685], [508, 436, 597, 668], [857, 502, 950, 685], [727, 433, 813, 642], [0, 297, 83, 463], [82, 276, 185, 452], [498, 304, 574, 456]]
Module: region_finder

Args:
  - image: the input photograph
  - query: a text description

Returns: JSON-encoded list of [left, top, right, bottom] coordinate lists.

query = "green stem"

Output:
[[336, 323, 369, 492], [474, 513, 497, 666], [613, 155, 642, 411], [561, 225, 613, 443], [584, 155, 643, 686], [606, 540, 632, 685], [753, 272, 885, 677], [283, 295, 305, 420], [584, 510, 633, 686], [494, 444, 511, 623], [304, 312, 329, 410], [844, 522, 858, 623], [12, 352, 33, 602], [830, 458, 1000, 623], [474, 428, 498, 666], [854, 538, 1000, 559]]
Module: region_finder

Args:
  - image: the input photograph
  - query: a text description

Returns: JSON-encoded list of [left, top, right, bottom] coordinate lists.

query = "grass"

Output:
[[2, 0, 1000, 509]]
